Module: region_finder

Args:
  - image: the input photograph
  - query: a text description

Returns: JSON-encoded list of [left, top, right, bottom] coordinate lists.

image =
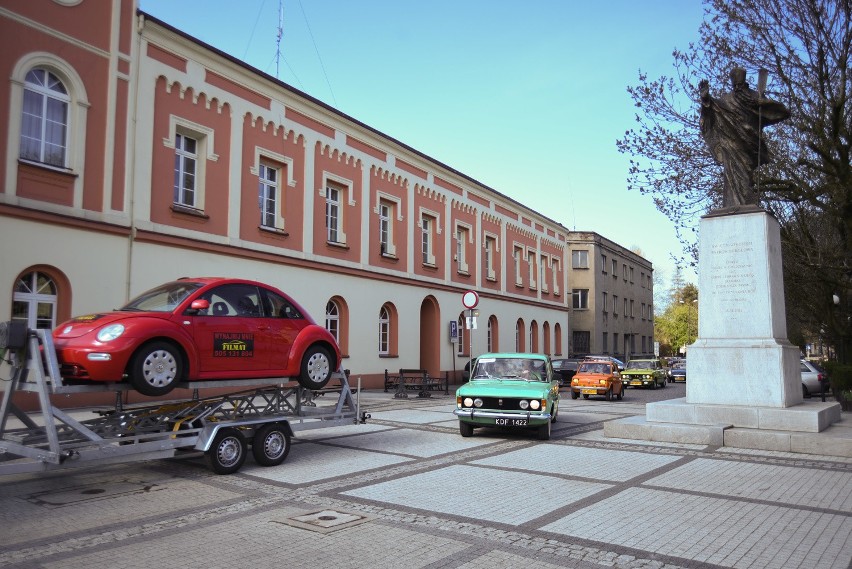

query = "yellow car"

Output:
[[570, 360, 624, 401]]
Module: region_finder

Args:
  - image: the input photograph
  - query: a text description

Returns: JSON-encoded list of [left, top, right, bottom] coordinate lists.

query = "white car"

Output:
[[801, 360, 829, 398]]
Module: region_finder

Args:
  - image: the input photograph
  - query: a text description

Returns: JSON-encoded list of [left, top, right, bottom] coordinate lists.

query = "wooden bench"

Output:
[[384, 368, 448, 398]]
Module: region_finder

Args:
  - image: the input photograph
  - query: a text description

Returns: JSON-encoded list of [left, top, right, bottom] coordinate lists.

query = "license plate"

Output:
[[630, 381, 642, 385], [494, 417, 527, 426], [581, 388, 598, 394]]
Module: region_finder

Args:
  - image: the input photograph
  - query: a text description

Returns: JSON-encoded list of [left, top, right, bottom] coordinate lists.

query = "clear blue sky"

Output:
[[139, 0, 705, 292]]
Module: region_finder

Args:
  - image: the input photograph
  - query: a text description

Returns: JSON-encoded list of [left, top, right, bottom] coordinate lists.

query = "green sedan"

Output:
[[454, 353, 560, 440], [621, 358, 667, 389]]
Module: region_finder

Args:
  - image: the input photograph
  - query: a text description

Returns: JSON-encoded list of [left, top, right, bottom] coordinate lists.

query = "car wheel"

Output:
[[582, 393, 589, 399], [205, 428, 247, 475], [550, 401, 558, 423], [252, 423, 291, 466], [537, 420, 551, 440], [298, 345, 332, 390], [605, 387, 612, 401], [459, 421, 474, 437], [650, 380, 657, 390], [660, 378, 667, 388], [571, 389, 579, 399], [129, 341, 182, 396], [616, 385, 623, 400]]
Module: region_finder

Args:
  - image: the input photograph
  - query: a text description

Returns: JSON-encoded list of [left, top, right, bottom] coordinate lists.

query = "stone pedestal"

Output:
[[605, 209, 843, 453], [686, 211, 801, 407]]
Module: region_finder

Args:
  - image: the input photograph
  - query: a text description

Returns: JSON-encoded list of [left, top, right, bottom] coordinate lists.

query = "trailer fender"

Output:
[[194, 419, 293, 452]]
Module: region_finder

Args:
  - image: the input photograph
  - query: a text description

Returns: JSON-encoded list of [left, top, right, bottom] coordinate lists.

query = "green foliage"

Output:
[[619, 0, 852, 363], [823, 361, 852, 404]]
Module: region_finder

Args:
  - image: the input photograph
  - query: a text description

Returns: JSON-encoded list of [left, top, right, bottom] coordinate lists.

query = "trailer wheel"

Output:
[[298, 345, 332, 390], [252, 423, 291, 466], [129, 341, 182, 396], [205, 428, 247, 475]]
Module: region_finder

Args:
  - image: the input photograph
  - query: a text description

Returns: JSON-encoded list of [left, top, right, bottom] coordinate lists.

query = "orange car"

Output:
[[569, 360, 624, 401]]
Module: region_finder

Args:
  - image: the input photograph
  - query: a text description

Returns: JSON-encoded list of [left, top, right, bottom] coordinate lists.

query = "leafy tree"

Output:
[[618, 0, 851, 362]]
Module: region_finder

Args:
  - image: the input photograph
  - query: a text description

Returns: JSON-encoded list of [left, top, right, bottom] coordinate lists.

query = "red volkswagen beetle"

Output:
[[52, 277, 341, 396]]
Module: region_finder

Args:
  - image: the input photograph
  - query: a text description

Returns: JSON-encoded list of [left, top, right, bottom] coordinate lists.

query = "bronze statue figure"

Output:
[[699, 67, 790, 209]]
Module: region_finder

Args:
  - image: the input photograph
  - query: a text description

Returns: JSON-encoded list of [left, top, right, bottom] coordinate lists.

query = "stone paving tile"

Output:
[[37, 511, 471, 569], [557, 412, 623, 425], [316, 427, 492, 458], [343, 464, 610, 525], [242, 441, 413, 484], [647, 457, 852, 511], [293, 422, 395, 440], [540, 487, 852, 569], [0, 465, 243, 547], [715, 446, 852, 464], [473, 444, 682, 482], [367, 409, 456, 424], [570, 429, 708, 450]]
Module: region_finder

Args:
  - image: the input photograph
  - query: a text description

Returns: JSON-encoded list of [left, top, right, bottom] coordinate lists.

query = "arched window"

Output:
[[516, 318, 525, 352], [21, 68, 69, 167], [543, 321, 551, 355], [13, 271, 57, 329], [325, 300, 340, 342], [554, 323, 563, 356], [379, 305, 390, 355], [457, 312, 466, 356], [530, 320, 539, 353], [325, 296, 350, 356]]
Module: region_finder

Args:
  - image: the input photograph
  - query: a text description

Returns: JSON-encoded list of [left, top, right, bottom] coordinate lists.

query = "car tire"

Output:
[[298, 345, 332, 390], [616, 385, 623, 400], [582, 393, 589, 399], [570, 390, 579, 399], [537, 420, 551, 441], [660, 378, 667, 388], [650, 380, 657, 390], [205, 428, 247, 475], [605, 387, 612, 401], [459, 421, 474, 437], [128, 341, 182, 396], [551, 401, 558, 423], [252, 423, 291, 466]]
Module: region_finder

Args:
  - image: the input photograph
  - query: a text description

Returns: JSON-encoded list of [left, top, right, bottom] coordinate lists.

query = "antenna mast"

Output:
[[275, 0, 283, 79]]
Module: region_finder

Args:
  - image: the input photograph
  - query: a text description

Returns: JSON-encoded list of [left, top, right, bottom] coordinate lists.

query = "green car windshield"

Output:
[[472, 357, 546, 381], [625, 360, 655, 370]]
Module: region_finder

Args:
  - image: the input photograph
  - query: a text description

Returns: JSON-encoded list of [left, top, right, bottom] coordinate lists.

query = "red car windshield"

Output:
[[120, 281, 205, 312]]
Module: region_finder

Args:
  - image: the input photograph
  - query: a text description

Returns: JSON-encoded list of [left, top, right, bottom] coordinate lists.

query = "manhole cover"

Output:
[[274, 509, 371, 534]]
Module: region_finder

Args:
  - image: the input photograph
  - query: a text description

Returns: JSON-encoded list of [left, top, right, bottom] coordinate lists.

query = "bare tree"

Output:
[[618, 0, 851, 361]]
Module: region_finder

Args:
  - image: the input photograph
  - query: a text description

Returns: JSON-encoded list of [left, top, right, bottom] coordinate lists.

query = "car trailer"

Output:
[[0, 322, 367, 476]]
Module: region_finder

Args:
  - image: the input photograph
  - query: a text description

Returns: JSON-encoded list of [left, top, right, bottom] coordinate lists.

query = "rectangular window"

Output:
[[551, 257, 560, 295], [630, 267, 634, 283], [613, 295, 618, 316], [623, 263, 628, 281], [21, 74, 69, 167], [484, 236, 497, 280], [630, 299, 635, 318], [173, 133, 197, 207], [455, 226, 469, 273], [572, 331, 590, 354], [601, 291, 608, 313], [571, 250, 589, 269], [514, 246, 524, 285], [601, 254, 608, 274], [258, 163, 278, 228], [326, 185, 342, 243], [527, 251, 536, 288], [421, 216, 435, 265], [612, 259, 618, 278], [540, 255, 548, 292], [624, 298, 629, 316], [640, 272, 645, 287], [572, 289, 589, 309], [641, 302, 646, 320], [380, 202, 391, 254]]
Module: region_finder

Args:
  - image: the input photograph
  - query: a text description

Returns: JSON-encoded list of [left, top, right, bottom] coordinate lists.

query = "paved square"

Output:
[[473, 443, 682, 482], [316, 427, 493, 457], [343, 464, 610, 525], [540, 486, 852, 569]]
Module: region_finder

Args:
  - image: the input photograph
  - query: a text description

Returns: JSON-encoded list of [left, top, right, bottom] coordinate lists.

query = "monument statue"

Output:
[[699, 67, 790, 208]]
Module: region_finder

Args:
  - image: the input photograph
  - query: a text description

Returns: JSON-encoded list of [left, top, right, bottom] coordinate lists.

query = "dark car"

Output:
[[551, 358, 582, 386], [53, 277, 342, 396], [667, 362, 687, 383]]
